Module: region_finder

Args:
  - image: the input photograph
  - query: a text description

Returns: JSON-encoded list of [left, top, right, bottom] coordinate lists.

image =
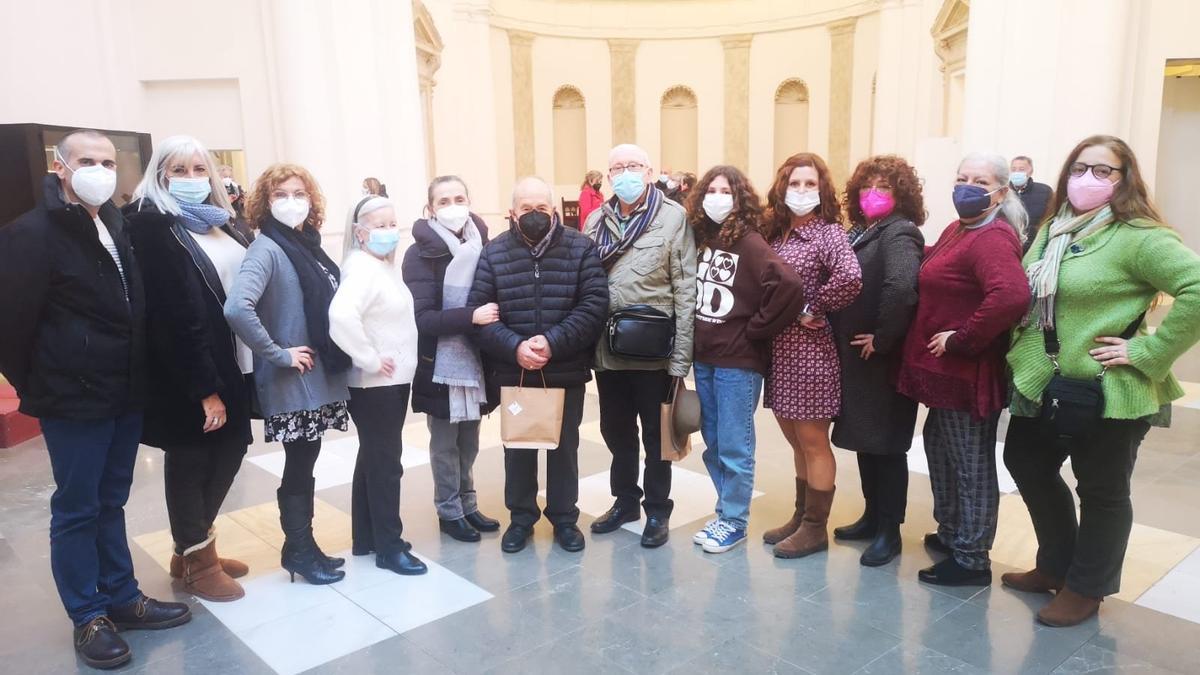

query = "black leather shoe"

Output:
[[590, 505, 639, 534], [501, 524, 532, 553], [860, 523, 902, 567], [918, 557, 992, 587], [923, 532, 953, 556], [440, 517, 482, 542], [109, 595, 192, 630], [377, 549, 428, 576], [555, 524, 586, 552], [465, 510, 501, 533], [640, 516, 669, 548], [833, 508, 877, 541], [73, 616, 130, 669]]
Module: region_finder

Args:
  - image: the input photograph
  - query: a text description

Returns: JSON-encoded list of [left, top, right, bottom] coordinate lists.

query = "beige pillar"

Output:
[[608, 39, 639, 145], [721, 34, 753, 171], [508, 30, 536, 177], [827, 18, 857, 184]]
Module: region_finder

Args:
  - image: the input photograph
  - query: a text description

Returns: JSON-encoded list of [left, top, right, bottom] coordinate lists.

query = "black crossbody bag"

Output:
[[607, 305, 675, 360], [1040, 312, 1144, 439]]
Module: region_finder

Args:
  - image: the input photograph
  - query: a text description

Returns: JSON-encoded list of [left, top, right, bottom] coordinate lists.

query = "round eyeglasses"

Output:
[[1068, 162, 1122, 180]]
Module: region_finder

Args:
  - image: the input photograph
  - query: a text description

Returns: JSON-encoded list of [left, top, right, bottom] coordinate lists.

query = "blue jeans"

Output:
[[694, 363, 763, 530], [40, 413, 144, 626]]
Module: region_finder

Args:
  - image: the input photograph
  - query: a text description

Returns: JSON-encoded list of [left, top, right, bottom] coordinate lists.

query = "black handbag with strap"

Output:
[[1040, 312, 1145, 439], [607, 304, 675, 360]]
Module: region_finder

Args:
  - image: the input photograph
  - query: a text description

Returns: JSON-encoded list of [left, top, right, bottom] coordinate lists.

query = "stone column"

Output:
[[608, 39, 639, 145], [508, 30, 536, 177], [721, 34, 753, 170], [827, 18, 857, 184]]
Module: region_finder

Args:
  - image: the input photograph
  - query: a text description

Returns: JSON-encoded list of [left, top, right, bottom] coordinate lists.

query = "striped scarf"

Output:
[[1024, 203, 1115, 329], [594, 186, 664, 269]]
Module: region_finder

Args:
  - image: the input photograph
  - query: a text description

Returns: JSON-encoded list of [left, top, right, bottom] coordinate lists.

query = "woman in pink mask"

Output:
[[896, 153, 1030, 588], [1004, 136, 1200, 627]]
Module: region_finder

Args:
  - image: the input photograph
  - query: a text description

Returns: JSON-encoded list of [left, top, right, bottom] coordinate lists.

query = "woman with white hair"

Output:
[[328, 196, 425, 575], [896, 153, 1031, 587], [124, 135, 253, 602]]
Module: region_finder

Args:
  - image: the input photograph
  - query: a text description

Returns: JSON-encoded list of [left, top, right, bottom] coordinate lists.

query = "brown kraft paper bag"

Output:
[[500, 370, 565, 450]]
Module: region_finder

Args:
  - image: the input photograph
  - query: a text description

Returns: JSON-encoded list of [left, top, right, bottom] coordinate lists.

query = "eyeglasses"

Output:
[[271, 190, 310, 201], [608, 162, 646, 174], [1068, 163, 1122, 180]]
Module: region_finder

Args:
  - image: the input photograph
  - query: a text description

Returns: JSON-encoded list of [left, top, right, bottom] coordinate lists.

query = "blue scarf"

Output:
[[176, 201, 231, 234], [594, 185, 664, 269]]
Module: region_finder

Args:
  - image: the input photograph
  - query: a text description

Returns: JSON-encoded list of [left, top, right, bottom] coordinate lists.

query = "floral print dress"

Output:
[[765, 218, 863, 420]]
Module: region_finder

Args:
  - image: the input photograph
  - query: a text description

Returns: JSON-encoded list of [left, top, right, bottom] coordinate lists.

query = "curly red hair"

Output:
[[244, 163, 327, 231], [684, 165, 763, 250], [761, 153, 842, 243], [843, 155, 926, 228]]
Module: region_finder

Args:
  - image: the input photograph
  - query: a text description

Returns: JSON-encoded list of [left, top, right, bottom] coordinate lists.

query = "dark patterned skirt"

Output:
[[264, 401, 349, 443]]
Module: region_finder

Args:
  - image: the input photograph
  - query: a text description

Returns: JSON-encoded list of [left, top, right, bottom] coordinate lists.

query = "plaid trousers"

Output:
[[923, 408, 1000, 570]]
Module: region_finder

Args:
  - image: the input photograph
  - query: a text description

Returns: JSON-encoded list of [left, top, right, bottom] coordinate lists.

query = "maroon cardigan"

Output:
[[896, 218, 1030, 418]]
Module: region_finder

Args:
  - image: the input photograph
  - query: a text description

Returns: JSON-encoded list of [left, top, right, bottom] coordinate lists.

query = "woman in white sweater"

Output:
[[329, 196, 425, 576]]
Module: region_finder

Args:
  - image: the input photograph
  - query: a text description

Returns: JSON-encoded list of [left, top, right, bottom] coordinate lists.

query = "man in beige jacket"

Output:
[[585, 143, 697, 548]]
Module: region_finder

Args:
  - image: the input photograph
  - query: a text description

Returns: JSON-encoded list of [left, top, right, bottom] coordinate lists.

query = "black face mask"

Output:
[[515, 210, 552, 243]]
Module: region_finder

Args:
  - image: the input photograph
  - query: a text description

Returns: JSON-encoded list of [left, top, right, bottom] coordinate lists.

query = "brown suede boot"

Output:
[[1001, 568, 1064, 594], [182, 536, 245, 602], [774, 486, 835, 559], [1036, 588, 1102, 627], [763, 479, 807, 544], [170, 529, 249, 579]]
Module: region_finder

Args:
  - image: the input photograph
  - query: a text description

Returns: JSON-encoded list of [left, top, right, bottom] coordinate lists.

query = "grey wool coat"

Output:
[[224, 235, 349, 419], [829, 214, 923, 455]]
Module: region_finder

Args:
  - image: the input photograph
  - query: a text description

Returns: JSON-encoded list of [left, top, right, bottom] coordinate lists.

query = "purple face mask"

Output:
[[859, 188, 895, 221]]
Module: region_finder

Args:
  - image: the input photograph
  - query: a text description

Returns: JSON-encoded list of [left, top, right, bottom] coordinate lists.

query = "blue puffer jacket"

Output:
[[468, 222, 609, 388]]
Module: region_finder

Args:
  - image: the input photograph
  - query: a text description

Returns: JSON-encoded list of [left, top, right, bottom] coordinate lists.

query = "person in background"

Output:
[[329, 196, 426, 576], [1010, 155, 1054, 251], [897, 153, 1030, 587], [0, 129, 189, 669], [219, 164, 244, 213], [761, 152, 862, 559], [125, 135, 253, 603], [687, 165, 805, 554], [403, 176, 503, 543], [578, 170, 605, 229], [655, 167, 672, 193], [363, 176, 388, 198], [828, 156, 925, 567], [585, 144, 697, 548], [225, 163, 351, 585], [1004, 135, 1200, 627], [470, 177, 609, 554]]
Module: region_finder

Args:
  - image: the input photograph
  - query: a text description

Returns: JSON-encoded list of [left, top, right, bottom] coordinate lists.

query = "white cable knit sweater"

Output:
[[328, 249, 418, 389]]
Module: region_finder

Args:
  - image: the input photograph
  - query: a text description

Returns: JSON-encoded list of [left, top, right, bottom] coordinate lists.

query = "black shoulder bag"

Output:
[[607, 305, 675, 360], [1040, 312, 1144, 439]]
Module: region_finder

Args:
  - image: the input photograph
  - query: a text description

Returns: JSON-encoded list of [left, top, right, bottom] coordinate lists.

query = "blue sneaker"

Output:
[[692, 518, 719, 545], [702, 520, 746, 554]]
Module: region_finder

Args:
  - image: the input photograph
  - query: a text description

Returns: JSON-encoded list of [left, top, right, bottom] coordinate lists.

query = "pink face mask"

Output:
[[1067, 171, 1117, 213], [859, 188, 896, 221]]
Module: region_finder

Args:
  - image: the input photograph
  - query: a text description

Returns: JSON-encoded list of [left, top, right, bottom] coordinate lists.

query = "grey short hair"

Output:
[[56, 129, 112, 163], [511, 176, 555, 209], [608, 143, 651, 169], [959, 152, 1028, 239]]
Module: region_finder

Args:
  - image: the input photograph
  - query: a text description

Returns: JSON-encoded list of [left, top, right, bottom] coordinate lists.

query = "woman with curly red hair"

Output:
[[760, 153, 862, 559], [827, 155, 925, 567], [225, 164, 350, 585], [685, 166, 806, 554]]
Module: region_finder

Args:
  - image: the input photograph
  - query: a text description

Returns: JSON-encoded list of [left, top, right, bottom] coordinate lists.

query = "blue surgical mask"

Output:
[[169, 177, 212, 204], [952, 183, 1000, 220], [364, 228, 400, 256], [1009, 171, 1029, 188], [612, 170, 646, 204]]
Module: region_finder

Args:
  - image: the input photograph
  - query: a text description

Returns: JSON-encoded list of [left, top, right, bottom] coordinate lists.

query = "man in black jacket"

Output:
[[1010, 155, 1054, 251], [468, 176, 609, 554], [0, 130, 189, 669]]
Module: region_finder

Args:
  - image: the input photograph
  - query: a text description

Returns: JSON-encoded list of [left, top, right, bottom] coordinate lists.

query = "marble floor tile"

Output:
[[1134, 545, 1200, 624], [341, 554, 493, 634]]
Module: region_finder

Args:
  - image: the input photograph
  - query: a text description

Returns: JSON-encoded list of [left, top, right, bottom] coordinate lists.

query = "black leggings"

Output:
[[163, 437, 248, 550], [280, 438, 321, 495]]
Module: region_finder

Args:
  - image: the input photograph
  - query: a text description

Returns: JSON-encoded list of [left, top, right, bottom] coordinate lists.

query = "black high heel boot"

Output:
[[278, 490, 345, 585], [305, 483, 345, 569]]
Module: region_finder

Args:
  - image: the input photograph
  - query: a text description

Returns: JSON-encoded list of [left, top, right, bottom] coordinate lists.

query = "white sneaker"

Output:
[[692, 518, 719, 545]]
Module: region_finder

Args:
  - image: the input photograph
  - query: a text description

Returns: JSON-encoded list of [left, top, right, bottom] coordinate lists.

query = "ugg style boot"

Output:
[[774, 486, 835, 559], [1001, 568, 1064, 594], [763, 479, 807, 544], [1036, 588, 1102, 627], [170, 528, 249, 580], [181, 535, 245, 602]]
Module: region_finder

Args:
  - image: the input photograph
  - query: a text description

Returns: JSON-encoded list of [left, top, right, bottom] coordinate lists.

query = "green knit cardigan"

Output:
[[1008, 219, 1200, 420]]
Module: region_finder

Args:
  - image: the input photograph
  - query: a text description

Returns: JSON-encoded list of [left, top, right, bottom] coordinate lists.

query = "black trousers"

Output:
[[1004, 415, 1150, 597], [856, 452, 909, 525], [505, 385, 585, 529], [163, 436, 248, 551], [596, 370, 674, 518], [346, 385, 410, 555]]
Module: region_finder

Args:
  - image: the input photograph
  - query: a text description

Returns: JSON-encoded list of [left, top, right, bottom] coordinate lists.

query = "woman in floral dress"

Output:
[[762, 153, 862, 559]]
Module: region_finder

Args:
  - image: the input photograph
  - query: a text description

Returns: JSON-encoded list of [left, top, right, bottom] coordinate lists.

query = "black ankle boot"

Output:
[[860, 522, 902, 567], [278, 490, 345, 585], [73, 617, 129, 669], [833, 504, 876, 541], [377, 546, 428, 575], [305, 485, 345, 569]]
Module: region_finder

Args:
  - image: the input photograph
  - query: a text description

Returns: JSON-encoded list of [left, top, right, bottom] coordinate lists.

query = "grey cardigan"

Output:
[[224, 235, 349, 418]]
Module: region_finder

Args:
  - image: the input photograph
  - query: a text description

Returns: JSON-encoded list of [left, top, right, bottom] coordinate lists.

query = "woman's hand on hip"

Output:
[[927, 330, 955, 357], [287, 346, 316, 373], [377, 356, 396, 378], [851, 333, 875, 360], [799, 314, 827, 330], [201, 393, 227, 433], [1090, 336, 1131, 367]]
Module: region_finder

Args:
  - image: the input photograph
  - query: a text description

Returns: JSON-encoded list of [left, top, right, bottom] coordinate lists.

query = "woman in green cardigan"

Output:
[[1003, 135, 1200, 627]]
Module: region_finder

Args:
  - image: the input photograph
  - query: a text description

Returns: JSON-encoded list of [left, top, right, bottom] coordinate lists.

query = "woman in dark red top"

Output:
[[897, 153, 1030, 587], [577, 171, 604, 230]]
